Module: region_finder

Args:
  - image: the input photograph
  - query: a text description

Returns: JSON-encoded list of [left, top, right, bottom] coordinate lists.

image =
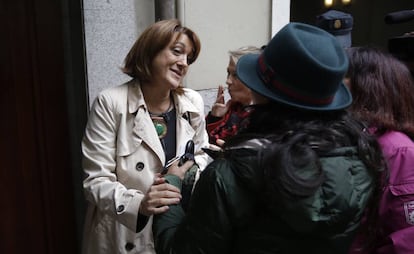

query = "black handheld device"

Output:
[[162, 140, 195, 174], [178, 140, 195, 166]]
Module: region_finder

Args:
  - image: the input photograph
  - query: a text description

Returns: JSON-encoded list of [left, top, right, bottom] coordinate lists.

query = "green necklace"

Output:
[[149, 99, 173, 139], [151, 116, 167, 139]]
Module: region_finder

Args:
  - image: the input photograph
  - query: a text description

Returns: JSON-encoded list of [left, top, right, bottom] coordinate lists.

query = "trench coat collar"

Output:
[[126, 80, 200, 165], [127, 80, 200, 116], [127, 80, 145, 114]]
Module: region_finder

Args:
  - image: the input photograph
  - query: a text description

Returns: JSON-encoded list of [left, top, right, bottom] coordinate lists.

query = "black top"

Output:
[[160, 108, 177, 163]]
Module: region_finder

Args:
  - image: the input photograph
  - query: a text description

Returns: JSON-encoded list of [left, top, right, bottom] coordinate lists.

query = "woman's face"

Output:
[[226, 58, 252, 105], [151, 33, 194, 89]]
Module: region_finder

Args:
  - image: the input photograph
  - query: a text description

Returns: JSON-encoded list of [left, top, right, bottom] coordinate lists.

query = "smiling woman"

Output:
[[81, 19, 209, 254]]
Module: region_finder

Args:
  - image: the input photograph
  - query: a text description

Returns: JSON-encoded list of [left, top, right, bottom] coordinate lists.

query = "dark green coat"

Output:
[[153, 140, 374, 254]]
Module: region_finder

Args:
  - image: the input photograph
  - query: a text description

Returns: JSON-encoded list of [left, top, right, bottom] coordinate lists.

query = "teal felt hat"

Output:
[[236, 22, 352, 111]]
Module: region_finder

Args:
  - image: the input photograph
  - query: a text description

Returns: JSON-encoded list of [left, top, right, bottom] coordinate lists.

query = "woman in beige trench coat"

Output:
[[81, 19, 209, 254]]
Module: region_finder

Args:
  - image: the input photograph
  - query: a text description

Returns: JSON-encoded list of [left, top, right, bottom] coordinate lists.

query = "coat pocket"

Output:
[[390, 183, 414, 196], [385, 183, 414, 226]]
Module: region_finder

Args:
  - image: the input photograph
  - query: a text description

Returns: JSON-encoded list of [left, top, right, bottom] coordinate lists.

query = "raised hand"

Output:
[[211, 85, 230, 117]]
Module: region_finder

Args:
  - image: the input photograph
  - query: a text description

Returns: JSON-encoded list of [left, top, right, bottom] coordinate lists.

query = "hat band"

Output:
[[257, 54, 334, 106]]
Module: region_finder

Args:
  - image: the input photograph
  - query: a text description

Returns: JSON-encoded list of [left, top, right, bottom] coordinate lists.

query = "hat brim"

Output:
[[236, 54, 353, 111]]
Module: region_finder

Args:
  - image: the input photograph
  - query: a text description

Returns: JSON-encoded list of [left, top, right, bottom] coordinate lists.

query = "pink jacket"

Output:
[[350, 130, 414, 253]]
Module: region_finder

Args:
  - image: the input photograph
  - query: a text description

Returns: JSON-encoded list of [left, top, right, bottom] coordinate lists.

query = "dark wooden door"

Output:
[[0, 0, 87, 253]]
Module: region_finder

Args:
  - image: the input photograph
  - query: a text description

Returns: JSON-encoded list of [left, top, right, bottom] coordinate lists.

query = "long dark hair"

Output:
[[226, 102, 385, 248], [346, 46, 414, 139]]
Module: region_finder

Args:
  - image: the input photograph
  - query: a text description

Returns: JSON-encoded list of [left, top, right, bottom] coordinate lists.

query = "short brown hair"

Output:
[[122, 19, 201, 81]]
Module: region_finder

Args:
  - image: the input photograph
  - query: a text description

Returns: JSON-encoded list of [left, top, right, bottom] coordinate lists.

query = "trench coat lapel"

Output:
[[174, 93, 197, 154], [128, 82, 166, 165], [126, 82, 201, 164]]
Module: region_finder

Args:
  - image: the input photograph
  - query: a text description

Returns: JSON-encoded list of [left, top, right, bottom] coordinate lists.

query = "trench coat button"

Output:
[[116, 205, 125, 213], [125, 242, 135, 251], [135, 162, 144, 171]]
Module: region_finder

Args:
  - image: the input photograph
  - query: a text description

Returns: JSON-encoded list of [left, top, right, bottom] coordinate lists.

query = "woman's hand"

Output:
[[215, 138, 225, 147], [211, 85, 230, 117], [165, 159, 195, 180], [139, 175, 182, 216]]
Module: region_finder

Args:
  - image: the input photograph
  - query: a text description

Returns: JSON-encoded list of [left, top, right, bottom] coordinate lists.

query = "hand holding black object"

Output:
[[179, 140, 195, 166], [162, 140, 196, 179], [162, 140, 195, 174]]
